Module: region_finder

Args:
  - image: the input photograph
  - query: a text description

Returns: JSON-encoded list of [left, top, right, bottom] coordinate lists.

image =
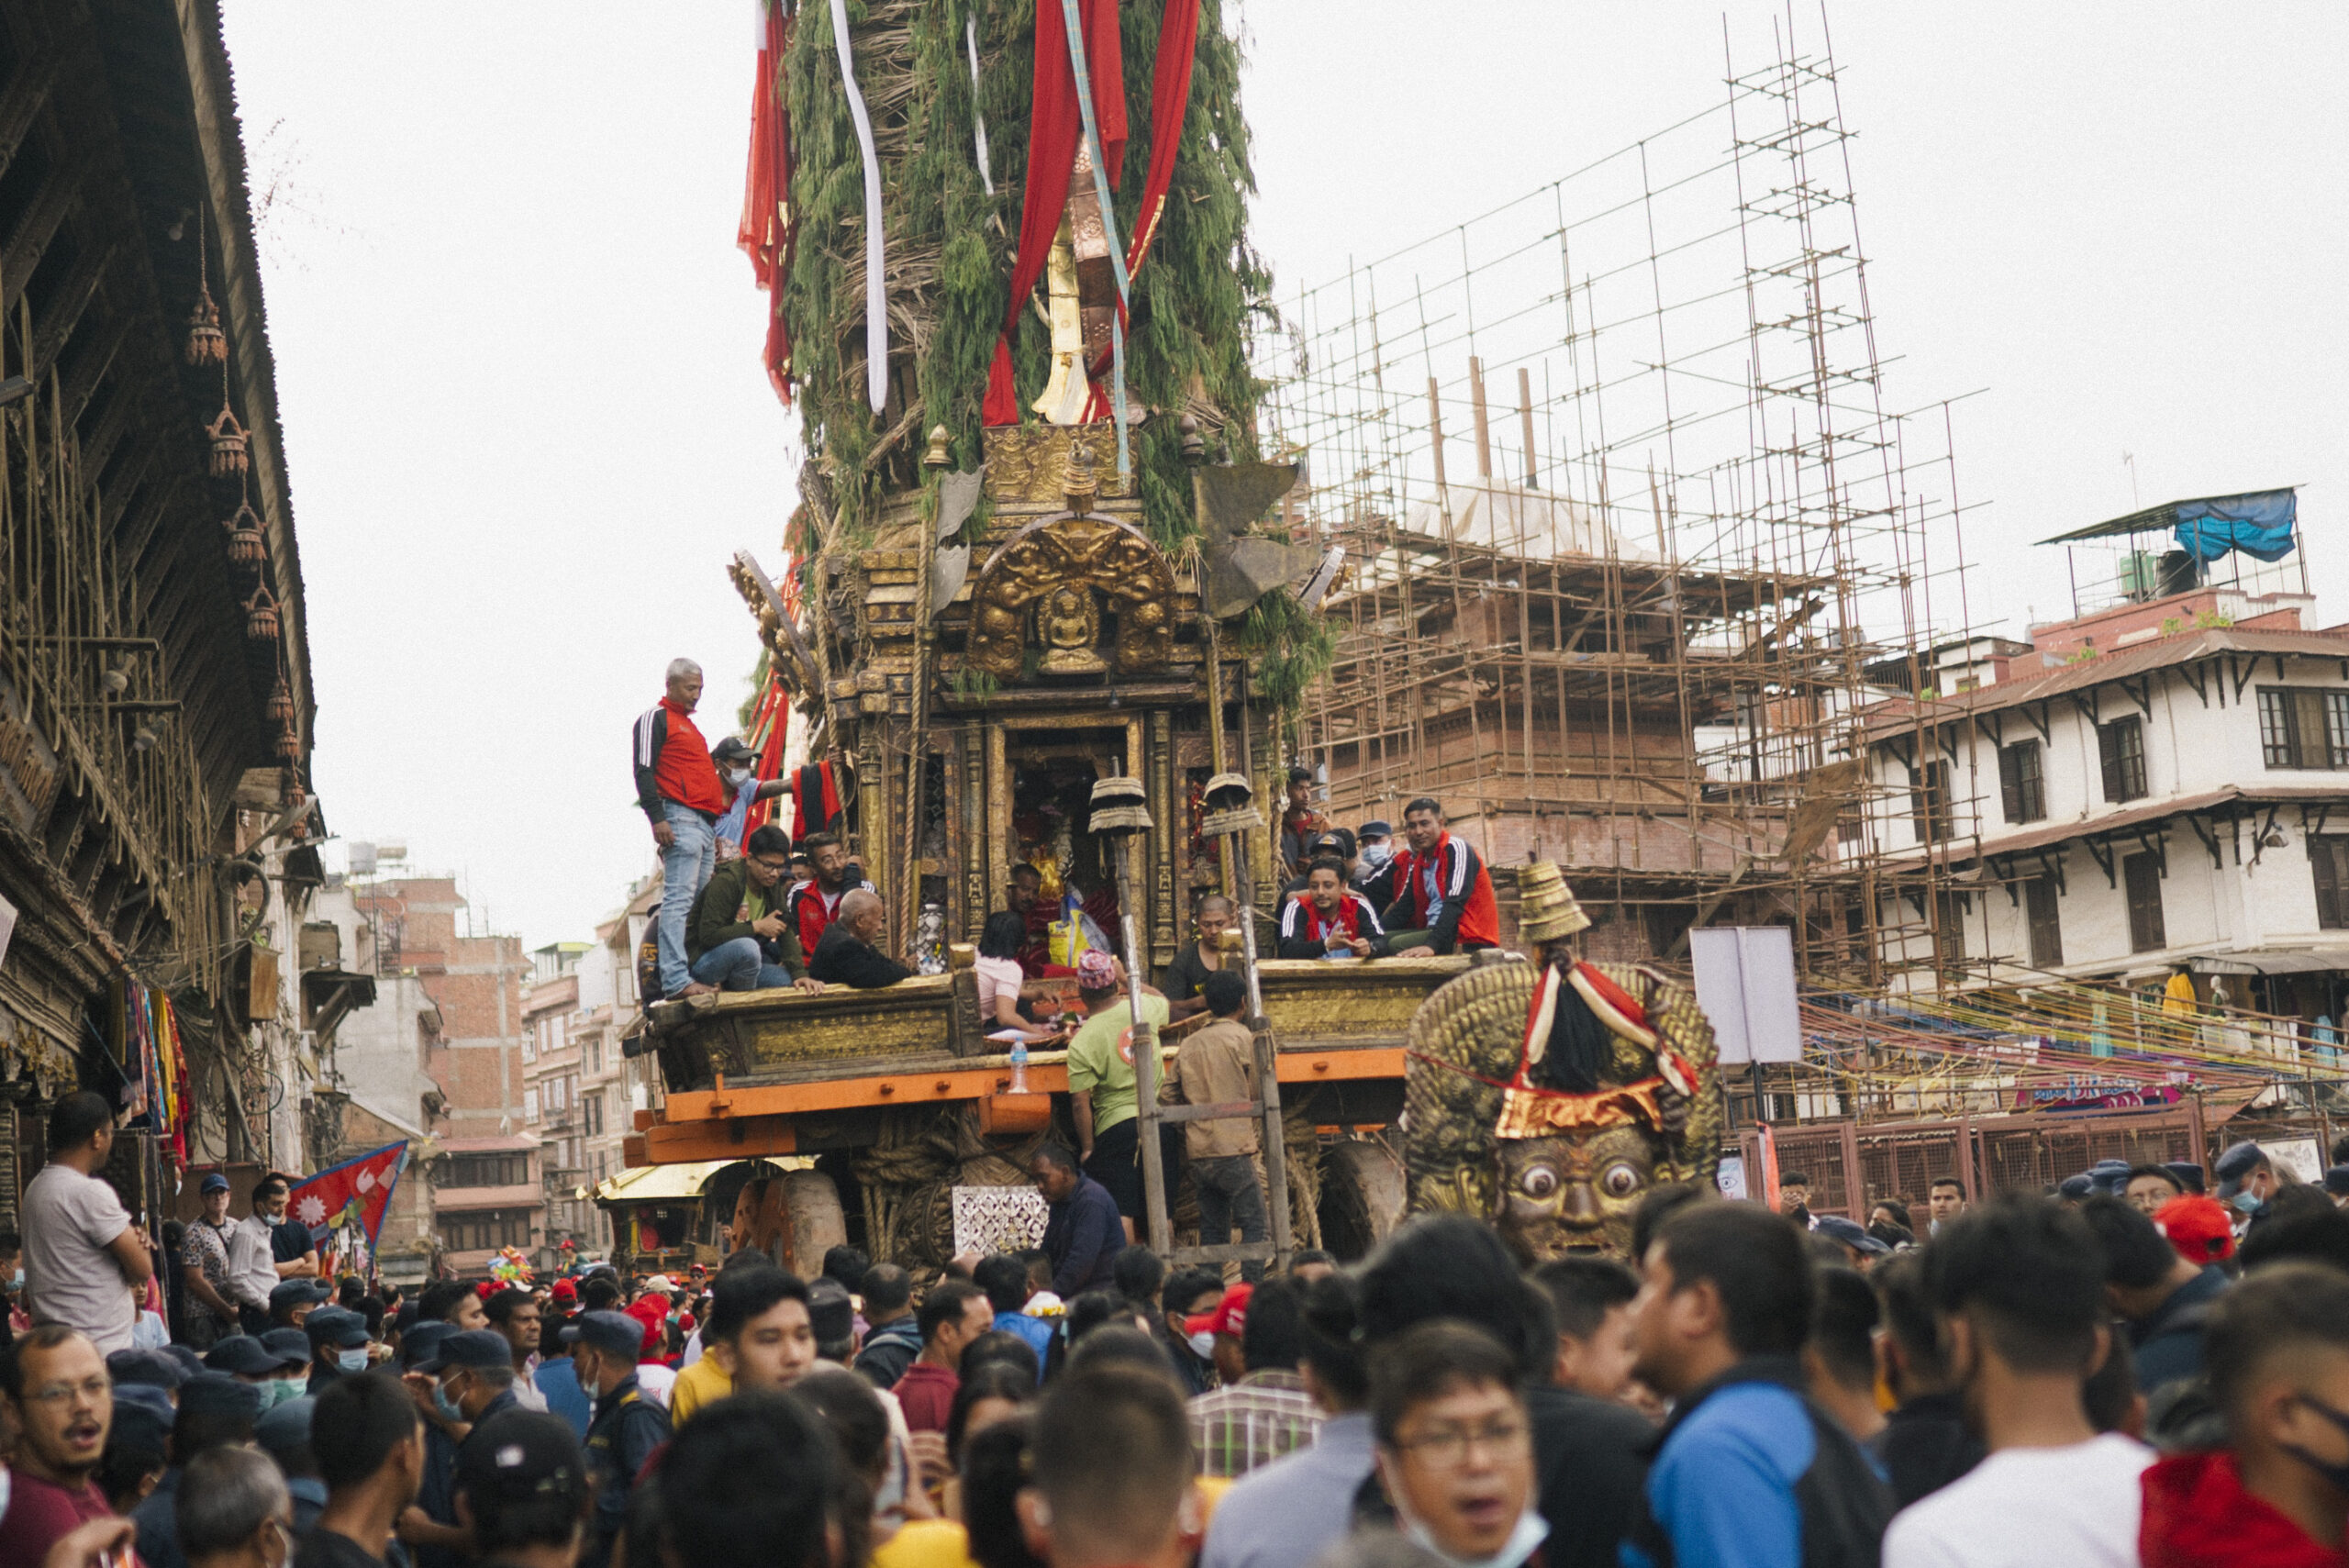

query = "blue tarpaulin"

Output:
[[2173, 489, 2298, 564]]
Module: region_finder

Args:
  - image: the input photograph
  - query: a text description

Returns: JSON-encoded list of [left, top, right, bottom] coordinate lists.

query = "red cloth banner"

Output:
[[288, 1140, 408, 1249], [739, 2, 797, 403], [741, 677, 791, 847], [982, 0, 1125, 426]]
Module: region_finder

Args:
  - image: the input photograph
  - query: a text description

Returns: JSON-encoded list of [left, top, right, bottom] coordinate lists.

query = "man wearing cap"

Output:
[[203, 1334, 308, 1407], [708, 736, 793, 863], [253, 1396, 327, 1535], [1065, 949, 1174, 1237], [306, 1308, 375, 1396], [1279, 828, 1358, 897], [563, 1312, 670, 1568], [181, 1174, 241, 1351], [2216, 1139, 2297, 1229], [271, 1279, 328, 1331], [452, 1410, 588, 1568], [1352, 820, 1396, 890], [390, 1323, 464, 1568], [261, 1330, 319, 1407], [1812, 1214, 1891, 1270], [133, 1372, 262, 1568]]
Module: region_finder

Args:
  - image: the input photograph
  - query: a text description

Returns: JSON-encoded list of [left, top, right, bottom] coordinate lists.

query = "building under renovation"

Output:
[[1267, 31, 1970, 982]]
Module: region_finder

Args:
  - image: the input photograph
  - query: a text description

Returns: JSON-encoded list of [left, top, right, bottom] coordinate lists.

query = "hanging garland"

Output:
[[779, 0, 1272, 551]]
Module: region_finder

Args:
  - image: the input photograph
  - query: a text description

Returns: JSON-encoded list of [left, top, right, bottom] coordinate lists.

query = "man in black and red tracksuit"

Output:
[[1277, 855, 1391, 959], [632, 658, 726, 998], [1362, 795, 1499, 954]]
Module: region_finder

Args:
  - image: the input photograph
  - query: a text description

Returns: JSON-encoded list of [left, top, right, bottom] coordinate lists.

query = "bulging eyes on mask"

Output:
[[340, 1348, 372, 1373]]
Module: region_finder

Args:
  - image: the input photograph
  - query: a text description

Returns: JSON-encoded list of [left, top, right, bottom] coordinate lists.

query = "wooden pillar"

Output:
[[1150, 708, 1175, 973]]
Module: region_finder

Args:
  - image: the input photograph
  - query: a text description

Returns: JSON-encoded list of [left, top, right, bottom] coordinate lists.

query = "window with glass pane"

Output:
[[2255, 689, 2349, 769], [2099, 718, 2147, 802], [445, 1152, 528, 1188], [2123, 852, 2165, 951], [1998, 742, 2044, 824], [445, 1208, 535, 1252]]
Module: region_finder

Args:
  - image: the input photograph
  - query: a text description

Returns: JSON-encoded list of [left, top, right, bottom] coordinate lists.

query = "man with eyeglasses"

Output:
[[1370, 1321, 1546, 1568], [685, 823, 825, 994], [0, 1326, 128, 1568]]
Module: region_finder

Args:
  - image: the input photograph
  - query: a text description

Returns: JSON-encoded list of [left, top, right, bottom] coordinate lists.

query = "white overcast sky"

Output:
[[218, 2, 2348, 950]]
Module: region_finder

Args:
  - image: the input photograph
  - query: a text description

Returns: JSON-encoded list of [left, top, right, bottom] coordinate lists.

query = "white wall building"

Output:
[[1863, 610, 2349, 1028]]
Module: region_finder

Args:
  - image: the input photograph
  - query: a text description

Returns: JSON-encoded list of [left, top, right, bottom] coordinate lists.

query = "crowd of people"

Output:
[[6, 1068, 2349, 1568]]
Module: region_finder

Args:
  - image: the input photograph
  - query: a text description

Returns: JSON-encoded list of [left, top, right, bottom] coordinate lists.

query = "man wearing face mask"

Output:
[[707, 737, 792, 862], [562, 1311, 672, 1568], [1353, 820, 1396, 890], [2141, 1262, 2349, 1567], [391, 1324, 462, 1568], [204, 1336, 309, 1408], [2216, 1140, 2298, 1234], [304, 1309, 375, 1396], [260, 1330, 318, 1408], [398, 1331, 518, 1568], [1371, 1322, 1549, 1568]]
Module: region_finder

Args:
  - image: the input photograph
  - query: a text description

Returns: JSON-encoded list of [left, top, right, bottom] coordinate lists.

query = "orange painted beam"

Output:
[[637, 1047, 1409, 1166]]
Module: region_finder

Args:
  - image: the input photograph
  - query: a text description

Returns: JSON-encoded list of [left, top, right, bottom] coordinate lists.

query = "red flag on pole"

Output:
[[287, 1141, 409, 1250]]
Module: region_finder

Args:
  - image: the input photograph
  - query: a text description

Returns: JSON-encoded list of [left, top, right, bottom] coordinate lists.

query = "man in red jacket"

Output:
[[2141, 1261, 2349, 1568], [633, 659, 726, 998], [1363, 797, 1497, 954]]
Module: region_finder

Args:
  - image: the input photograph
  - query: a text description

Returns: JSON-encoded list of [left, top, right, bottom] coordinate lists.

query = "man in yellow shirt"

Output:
[[667, 1265, 819, 1422]]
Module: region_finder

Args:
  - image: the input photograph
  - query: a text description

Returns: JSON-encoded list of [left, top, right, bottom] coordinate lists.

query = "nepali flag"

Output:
[[287, 1140, 409, 1248]]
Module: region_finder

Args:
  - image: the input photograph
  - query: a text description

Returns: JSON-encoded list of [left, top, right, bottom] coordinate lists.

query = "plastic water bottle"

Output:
[[1009, 1039, 1030, 1094]]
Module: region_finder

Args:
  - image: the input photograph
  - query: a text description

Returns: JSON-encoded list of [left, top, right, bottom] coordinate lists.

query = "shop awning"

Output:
[[2187, 951, 2349, 976], [594, 1161, 735, 1207]]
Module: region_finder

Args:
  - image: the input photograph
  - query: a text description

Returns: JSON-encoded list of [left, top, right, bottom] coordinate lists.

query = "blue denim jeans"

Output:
[[657, 801, 717, 993], [691, 936, 796, 992]]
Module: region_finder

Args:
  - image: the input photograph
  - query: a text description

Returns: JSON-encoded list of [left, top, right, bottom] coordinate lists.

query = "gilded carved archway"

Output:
[[965, 509, 1178, 682]]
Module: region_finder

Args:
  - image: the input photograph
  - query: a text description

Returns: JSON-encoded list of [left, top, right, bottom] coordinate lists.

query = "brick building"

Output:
[[317, 873, 538, 1279]]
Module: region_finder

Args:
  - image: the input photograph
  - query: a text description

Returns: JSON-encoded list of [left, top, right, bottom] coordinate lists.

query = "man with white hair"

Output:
[[632, 658, 727, 998], [806, 888, 912, 989]]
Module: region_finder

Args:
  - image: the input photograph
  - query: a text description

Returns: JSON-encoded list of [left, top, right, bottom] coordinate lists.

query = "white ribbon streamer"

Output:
[[829, 0, 888, 415], [966, 14, 995, 196]]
